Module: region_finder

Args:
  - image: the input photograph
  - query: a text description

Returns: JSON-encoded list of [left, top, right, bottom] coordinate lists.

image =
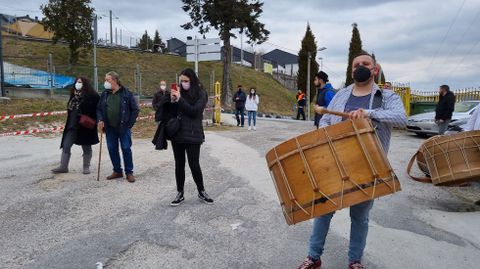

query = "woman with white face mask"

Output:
[[152, 80, 169, 124], [52, 77, 100, 174], [245, 87, 260, 131]]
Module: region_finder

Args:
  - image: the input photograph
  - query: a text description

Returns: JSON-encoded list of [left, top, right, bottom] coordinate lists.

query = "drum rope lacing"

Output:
[[273, 147, 299, 223], [268, 169, 293, 224], [295, 137, 338, 218], [371, 123, 397, 192], [451, 135, 474, 179], [424, 137, 455, 183], [351, 120, 381, 199], [321, 127, 351, 208]]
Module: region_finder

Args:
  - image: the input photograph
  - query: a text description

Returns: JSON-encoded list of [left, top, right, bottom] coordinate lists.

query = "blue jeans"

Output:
[[248, 111, 257, 126], [235, 107, 245, 126], [308, 200, 374, 263], [105, 126, 134, 174]]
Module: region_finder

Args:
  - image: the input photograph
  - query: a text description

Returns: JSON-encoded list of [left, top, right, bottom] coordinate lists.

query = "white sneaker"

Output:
[[248, 126, 252, 131], [253, 126, 256, 131]]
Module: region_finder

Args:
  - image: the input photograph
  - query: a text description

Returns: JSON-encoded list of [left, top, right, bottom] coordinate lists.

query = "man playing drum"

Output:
[[297, 52, 407, 269]]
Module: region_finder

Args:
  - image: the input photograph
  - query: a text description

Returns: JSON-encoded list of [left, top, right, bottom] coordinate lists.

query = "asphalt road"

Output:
[[0, 117, 479, 269]]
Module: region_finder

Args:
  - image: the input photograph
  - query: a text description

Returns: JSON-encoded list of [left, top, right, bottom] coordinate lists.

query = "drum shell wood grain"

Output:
[[417, 148, 430, 176], [421, 131, 480, 186], [266, 118, 401, 225]]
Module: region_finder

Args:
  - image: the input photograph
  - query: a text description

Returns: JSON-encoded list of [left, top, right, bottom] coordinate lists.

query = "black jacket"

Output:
[[96, 86, 140, 133], [152, 92, 176, 150], [171, 89, 208, 144], [435, 91, 456, 120], [60, 92, 100, 148], [152, 90, 172, 122], [233, 89, 247, 109], [297, 94, 306, 107]]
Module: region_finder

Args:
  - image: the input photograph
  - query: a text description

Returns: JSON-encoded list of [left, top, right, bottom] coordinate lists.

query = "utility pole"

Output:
[[0, 16, 5, 97], [93, 14, 98, 92], [109, 10, 113, 46], [240, 30, 243, 66], [307, 51, 311, 121], [194, 36, 198, 76], [120, 29, 122, 46], [115, 27, 117, 45]]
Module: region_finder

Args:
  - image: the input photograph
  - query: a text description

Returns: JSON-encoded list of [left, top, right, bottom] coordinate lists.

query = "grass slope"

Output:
[[3, 36, 295, 115]]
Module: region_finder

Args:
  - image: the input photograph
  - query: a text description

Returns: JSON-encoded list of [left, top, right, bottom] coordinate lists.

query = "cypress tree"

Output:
[[297, 23, 319, 101], [345, 23, 363, 86]]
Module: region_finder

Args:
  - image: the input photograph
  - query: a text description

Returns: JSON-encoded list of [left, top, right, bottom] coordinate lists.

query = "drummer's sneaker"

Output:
[[349, 261, 365, 269], [198, 190, 214, 204], [297, 256, 321, 269], [170, 192, 184, 206]]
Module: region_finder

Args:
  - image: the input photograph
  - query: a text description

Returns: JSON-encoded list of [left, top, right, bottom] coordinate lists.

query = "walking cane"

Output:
[[97, 129, 103, 181]]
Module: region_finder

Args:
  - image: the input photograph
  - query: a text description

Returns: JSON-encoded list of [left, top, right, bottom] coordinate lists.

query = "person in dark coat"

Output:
[[97, 71, 140, 183], [152, 80, 175, 150], [152, 80, 168, 124], [164, 68, 214, 206], [435, 84, 456, 135], [314, 71, 336, 128], [296, 90, 306, 120], [233, 85, 247, 127], [52, 77, 100, 174]]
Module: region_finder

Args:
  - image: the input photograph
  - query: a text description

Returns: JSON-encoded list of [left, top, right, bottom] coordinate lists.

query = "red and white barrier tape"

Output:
[[136, 115, 155, 121], [0, 105, 154, 122], [0, 111, 67, 122], [0, 126, 65, 137], [0, 110, 226, 137]]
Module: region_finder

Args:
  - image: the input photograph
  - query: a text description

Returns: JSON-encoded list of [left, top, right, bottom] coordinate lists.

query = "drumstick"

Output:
[[314, 106, 351, 118]]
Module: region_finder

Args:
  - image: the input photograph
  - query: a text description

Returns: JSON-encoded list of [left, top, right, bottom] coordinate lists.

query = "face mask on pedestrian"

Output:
[[250, 90, 255, 94], [160, 85, 166, 90], [353, 65, 373, 83], [104, 81, 112, 90], [181, 82, 190, 90], [75, 82, 83, 91]]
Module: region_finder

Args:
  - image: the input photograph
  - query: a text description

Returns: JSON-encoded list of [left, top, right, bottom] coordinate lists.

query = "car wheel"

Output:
[[416, 133, 428, 138]]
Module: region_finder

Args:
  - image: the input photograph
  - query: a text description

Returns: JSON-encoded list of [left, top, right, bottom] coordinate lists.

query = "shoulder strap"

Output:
[[372, 90, 383, 109]]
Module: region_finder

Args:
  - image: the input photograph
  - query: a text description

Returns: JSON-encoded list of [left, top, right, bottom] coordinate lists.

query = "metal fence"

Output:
[[392, 83, 480, 115], [3, 54, 220, 99]]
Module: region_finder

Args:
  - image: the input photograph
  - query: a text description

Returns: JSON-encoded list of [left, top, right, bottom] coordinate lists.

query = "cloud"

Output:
[[2, 0, 479, 90]]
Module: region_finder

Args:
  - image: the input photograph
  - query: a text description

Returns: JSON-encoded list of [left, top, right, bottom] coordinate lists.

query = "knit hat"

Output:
[[315, 71, 329, 82]]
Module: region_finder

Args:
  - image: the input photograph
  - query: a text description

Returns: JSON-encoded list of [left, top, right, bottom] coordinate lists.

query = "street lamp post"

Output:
[[306, 47, 326, 121], [93, 14, 98, 92], [307, 52, 311, 121]]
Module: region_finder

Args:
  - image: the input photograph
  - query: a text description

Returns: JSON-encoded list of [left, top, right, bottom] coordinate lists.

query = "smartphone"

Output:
[[171, 83, 178, 91]]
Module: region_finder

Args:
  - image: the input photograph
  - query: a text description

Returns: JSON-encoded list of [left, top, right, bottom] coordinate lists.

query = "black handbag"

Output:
[[165, 114, 182, 138]]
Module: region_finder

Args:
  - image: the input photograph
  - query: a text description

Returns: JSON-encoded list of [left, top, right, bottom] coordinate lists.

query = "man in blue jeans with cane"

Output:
[[97, 71, 139, 183], [297, 52, 406, 269]]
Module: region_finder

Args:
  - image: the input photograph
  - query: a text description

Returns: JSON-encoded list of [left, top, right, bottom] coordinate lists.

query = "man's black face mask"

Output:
[[353, 65, 372, 83]]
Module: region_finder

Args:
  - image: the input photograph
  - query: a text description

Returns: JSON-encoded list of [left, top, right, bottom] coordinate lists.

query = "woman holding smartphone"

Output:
[[167, 68, 213, 206]]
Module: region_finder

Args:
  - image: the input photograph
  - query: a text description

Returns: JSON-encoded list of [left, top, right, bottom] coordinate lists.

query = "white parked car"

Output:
[[406, 101, 479, 136]]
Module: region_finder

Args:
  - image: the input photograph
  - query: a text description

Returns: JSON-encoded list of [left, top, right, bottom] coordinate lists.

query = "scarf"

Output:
[[68, 91, 82, 111]]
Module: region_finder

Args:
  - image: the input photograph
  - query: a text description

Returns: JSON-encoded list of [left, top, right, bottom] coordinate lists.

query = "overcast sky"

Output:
[[1, 0, 479, 90]]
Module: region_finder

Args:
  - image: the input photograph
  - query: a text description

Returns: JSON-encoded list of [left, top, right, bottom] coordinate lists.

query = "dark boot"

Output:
[[106, 172, 124, 180], [82, 152, 92, 174], [52, 152, 71, 173]]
